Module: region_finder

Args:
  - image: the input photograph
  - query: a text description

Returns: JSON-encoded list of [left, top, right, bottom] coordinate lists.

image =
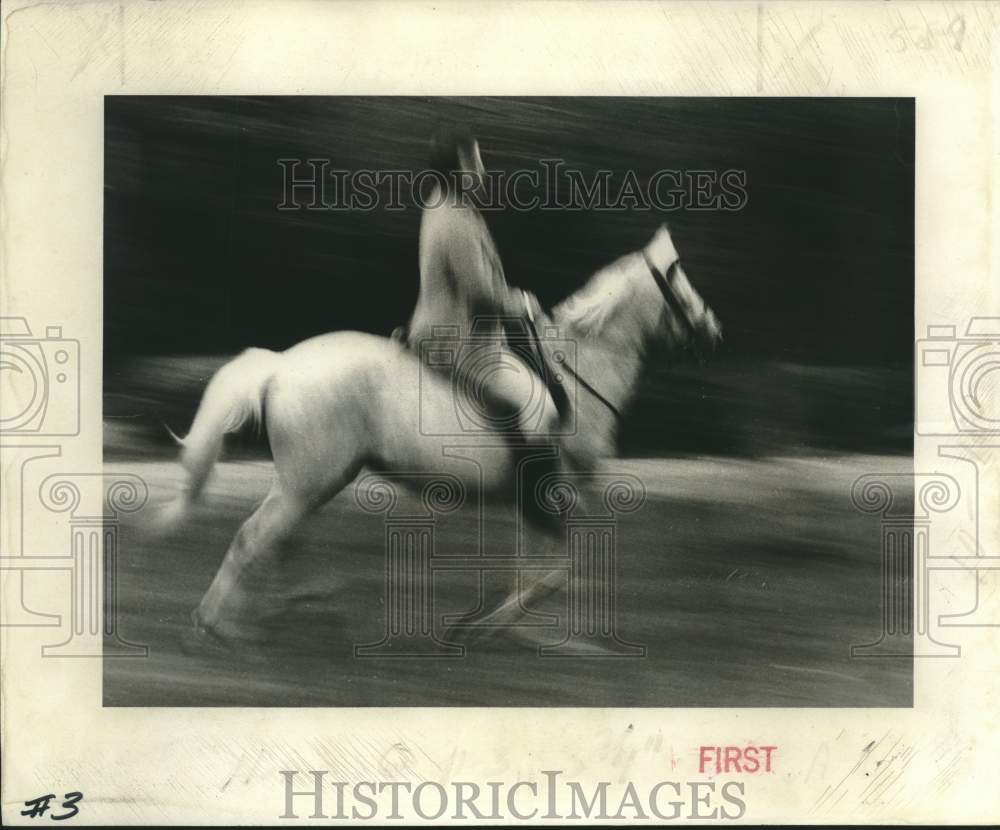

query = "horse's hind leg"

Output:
[[193, 483, 316, 642]]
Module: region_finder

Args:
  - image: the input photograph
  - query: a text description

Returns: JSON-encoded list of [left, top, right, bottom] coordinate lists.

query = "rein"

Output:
[[522, 311, 623, 422], [555, 346, 624, 422], [523, 251, 697, 424], [522, 293, 624, 423]]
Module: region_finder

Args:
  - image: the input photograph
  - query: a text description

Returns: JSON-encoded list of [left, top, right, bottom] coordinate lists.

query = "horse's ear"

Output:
[[647, 223, 679, 271]]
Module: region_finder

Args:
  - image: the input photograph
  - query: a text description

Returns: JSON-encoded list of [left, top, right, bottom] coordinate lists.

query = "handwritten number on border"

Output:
[[20, 793, 83, 821]]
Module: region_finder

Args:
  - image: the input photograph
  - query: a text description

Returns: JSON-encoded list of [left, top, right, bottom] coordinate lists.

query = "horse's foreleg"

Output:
[[194, 484, 313, 641], [444, 519, 565, 646], [513, 521, 566, 617]]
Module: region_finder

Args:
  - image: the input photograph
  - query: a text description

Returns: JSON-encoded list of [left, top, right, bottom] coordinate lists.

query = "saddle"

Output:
[[394, 313, 570, 426], [394, 312, 570, 531]]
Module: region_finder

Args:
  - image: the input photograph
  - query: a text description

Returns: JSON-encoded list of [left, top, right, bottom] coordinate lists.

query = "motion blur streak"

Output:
[[103, 97, 913, 707]]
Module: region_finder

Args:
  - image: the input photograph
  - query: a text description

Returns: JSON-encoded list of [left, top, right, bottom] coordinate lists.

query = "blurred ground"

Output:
[[104, 443, 911, 708]]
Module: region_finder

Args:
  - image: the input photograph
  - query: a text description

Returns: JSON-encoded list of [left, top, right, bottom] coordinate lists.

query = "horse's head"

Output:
[[548, 224, 723, 457], [643, 224, 723, 355], [552, 223, 722, 361]]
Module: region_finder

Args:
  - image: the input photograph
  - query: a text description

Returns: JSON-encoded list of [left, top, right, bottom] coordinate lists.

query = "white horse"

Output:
[[166, 224, 722, 643]]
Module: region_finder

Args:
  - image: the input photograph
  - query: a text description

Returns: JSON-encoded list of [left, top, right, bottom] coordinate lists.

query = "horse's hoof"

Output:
[[442, 613, 559, 654], [181, 609, 268, 664], [146, 497, 191, 538]]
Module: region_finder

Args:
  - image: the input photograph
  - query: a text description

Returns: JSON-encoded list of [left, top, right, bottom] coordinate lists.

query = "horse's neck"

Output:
[[545, 250, 664, 461], [544, 315, 646, 463], [577, 334, 644, 411]]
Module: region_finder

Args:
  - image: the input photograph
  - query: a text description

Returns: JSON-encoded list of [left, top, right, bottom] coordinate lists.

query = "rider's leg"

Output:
[[479, 347, 559, 436], [478, 350, 563, 534], [438, 346, 567, 640]]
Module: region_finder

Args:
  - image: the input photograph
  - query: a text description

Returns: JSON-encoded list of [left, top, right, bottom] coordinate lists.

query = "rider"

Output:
[[407, 127, 514, 345], [405, 124, 565, 530]]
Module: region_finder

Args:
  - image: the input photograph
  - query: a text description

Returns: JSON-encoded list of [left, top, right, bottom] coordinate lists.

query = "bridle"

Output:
[[642, 250, 702, 345], [525, 251, 701, 424]]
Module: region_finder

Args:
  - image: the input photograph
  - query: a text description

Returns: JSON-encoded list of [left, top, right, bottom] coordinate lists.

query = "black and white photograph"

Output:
[[0, 0, 1000, 827], [103, 95, 914, 707], [4, 2, 998, 825]]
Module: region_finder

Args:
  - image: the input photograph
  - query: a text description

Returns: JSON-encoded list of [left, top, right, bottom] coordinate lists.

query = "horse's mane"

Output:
[[551, 252, 643, 339]]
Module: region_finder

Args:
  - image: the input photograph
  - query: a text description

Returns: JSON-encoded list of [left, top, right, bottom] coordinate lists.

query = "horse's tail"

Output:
[[157, 348, 280, 529]]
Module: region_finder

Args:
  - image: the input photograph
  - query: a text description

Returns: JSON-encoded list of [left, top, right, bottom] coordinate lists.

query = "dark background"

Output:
[[104, 96, 913, 457]]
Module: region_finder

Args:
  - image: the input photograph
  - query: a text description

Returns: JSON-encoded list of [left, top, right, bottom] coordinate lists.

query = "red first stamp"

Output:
[[699, 745, 777, 774]]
